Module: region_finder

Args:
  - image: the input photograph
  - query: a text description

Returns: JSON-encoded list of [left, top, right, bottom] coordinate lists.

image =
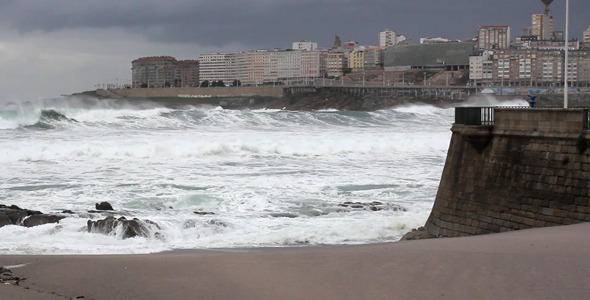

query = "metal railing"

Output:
[[455, 107, 590, 129], [455, 107, 495, 126]]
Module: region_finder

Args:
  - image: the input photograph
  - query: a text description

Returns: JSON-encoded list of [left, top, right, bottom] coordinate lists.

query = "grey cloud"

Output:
[[2, 0, 589, 49]]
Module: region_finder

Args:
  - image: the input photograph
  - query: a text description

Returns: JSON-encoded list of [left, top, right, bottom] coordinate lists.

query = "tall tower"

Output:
[[542, 0, 553, 15]]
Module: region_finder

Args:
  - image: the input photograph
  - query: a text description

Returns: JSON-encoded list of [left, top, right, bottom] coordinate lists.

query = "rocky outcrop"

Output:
[[400, 227, 435, 241], [0, 267, 23, 286], [87, 216, 158, 239], [0, 204, 64, 228], [95, 202, 114, 211], [338, 201, 406, 212], [22, 214, 65, 228]]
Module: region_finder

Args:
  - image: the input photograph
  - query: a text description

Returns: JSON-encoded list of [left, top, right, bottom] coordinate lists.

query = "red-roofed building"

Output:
[[131, 56, 199, 88]]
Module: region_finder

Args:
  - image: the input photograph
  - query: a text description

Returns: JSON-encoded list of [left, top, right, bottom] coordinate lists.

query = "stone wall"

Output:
[[424, 108, 590, 237], [99, 86, 284, 98]]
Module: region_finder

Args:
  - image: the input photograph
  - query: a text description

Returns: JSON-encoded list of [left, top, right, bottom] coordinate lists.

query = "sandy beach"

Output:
[[1, 223, 589, 300]]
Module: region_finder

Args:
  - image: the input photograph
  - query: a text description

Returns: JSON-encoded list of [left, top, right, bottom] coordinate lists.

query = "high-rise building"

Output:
[[584, 26, 590, 44], [198, 53, 234, 85], [379, 29, 396, 47], [532, 13, 553, 40], [477, 26, 511, 50]]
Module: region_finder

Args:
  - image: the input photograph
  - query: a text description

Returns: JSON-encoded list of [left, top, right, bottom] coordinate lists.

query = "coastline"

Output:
[[2, 223, 590, 299]]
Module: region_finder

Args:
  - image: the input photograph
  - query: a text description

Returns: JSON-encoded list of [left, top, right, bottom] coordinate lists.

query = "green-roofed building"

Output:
[[384, 42, 476, 71]]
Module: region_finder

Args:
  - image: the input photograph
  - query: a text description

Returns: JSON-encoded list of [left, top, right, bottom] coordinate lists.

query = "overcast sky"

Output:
[[0, 0, 588, 100]]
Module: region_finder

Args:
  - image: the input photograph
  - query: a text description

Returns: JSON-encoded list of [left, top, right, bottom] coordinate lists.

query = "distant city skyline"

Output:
[[0, 0, 588, 99]]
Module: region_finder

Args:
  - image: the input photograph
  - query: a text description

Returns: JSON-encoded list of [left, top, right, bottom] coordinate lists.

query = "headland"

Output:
[[94, 85, 590, 111]]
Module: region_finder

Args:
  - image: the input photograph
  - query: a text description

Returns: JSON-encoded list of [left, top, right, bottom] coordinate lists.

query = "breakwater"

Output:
[[421, 107, 590, 238]]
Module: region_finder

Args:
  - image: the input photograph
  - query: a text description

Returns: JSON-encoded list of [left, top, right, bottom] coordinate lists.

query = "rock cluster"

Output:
[[1, 202, 160, 240], [0, 204, 64, 228], [0, 266, 24, 286], [87, 216, 158, 239], [400, 227, 434, 241], [338, 201, 406, 212]]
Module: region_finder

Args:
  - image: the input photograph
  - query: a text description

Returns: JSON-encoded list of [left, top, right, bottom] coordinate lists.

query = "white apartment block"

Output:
[[292, 41, 318, 51], [198, 53, 234, 84], [477, 26, 510, 50], [223, 49, 325, 86], [379, 29, 397, 47], [584, 26, 590, 44], [469, 50, 493, 80]]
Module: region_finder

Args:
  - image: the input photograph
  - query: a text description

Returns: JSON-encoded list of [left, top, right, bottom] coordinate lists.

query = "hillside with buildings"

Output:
[[114, 0, 590, 103]]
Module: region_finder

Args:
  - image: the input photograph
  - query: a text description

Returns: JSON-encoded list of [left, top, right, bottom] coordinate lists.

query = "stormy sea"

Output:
[[0, 96, 527, 255]]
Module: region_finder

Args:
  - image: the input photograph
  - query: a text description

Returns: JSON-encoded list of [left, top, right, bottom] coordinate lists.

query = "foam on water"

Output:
[[0, 96, 455, 254]]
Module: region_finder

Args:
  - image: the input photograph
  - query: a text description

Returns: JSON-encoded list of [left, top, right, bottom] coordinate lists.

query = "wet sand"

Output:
[[1, 223, 590, 300]]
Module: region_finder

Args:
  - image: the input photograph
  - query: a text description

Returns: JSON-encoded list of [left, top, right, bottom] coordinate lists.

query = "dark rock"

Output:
[[193, 211, 215, 215], [0, 266, 24, 285], [22, 214, 65, 228], [61, 210, 75, 214], [87, 216, 157, 239], [269, 213, 298, 218], [0, 214, 11, 228], [400, 227, 435, 241], [338, 201, 406, 212], [206, 220, 227, 227], [0, 204, 45, 226], [95, 202, 114, 211], [3, 210, 28, 225]]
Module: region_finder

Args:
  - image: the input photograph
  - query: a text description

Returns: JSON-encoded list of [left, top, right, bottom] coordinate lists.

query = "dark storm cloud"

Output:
[[2, 0, 589, 49]]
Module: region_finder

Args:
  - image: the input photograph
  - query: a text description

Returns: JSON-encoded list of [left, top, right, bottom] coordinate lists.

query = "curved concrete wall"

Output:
[[425, 108, 590, 237]]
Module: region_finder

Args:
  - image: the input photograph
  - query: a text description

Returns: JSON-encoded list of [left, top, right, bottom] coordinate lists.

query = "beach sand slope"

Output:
[[1, 223, 589, 300]]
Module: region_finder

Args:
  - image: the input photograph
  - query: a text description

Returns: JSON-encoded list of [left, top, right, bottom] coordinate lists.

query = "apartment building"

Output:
[[348, 50, 365, 71], [378, 29, 406, 47], [532, 13, 553, 40], [469, 50, 493, 81], [175, 60, 200, 87], [364, 46, 385, 69], [201, 49, 326, 86], [326, 52, 348, 77], [469, 48, 590, 87], [477, 26, 510, 50], [379, 29, 396, 47], [584, 26, 590, 44], [198, 53, 234, 85], [131, 56, 191, 88]]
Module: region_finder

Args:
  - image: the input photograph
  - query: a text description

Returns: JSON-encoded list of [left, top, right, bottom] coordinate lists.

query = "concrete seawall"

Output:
[[423, 108, 590, 237], [98, 86, 284, 98]]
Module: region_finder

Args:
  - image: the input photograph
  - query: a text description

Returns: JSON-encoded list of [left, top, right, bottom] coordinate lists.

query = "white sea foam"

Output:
[[0, 98, 453, 254]]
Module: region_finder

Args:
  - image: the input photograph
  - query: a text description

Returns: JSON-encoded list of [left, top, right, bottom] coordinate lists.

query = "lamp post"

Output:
[[564, 0, 569, 108]]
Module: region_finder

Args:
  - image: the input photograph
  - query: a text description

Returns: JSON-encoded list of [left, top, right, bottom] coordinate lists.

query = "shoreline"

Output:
[[2, 223, 590, 299]]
